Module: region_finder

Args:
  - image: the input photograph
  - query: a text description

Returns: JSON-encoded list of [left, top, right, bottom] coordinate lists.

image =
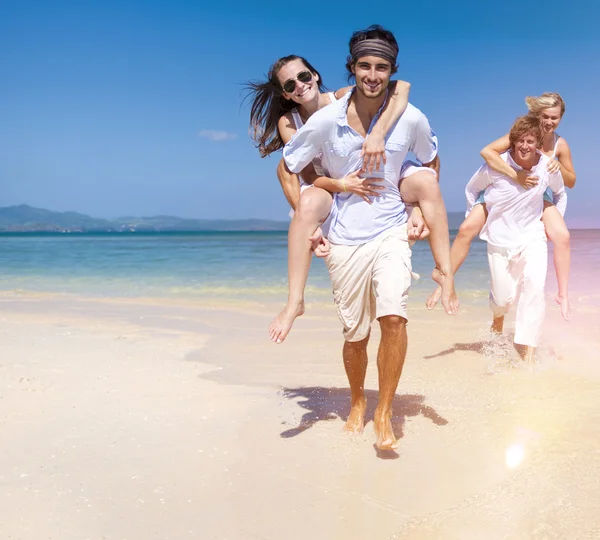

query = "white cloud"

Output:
[[197, 129, 237, 142]]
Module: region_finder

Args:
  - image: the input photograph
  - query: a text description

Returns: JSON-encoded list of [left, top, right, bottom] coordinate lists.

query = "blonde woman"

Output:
[[427, 93, 575, 320]]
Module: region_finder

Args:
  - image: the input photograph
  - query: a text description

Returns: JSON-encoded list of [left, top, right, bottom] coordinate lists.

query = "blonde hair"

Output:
[[525, 92, 565, 117], [509, 114, 544, 148]]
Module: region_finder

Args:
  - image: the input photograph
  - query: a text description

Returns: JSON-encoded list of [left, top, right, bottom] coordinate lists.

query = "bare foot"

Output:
[[491, 316, 504, 335], [268, 301, 305, 344], [425, 285, 442, 310], [373, 409, 398, 450], [514, 343, 535, 363], [556, 294, 571, 321], [343, 397, 367, 434], [431, 268, 459, 315]]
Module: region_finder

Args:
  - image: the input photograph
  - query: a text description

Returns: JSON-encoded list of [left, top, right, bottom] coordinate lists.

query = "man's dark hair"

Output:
[[346, 25, 399, 82]]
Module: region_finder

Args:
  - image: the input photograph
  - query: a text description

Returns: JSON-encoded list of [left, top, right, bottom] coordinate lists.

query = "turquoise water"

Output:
[[1, 230, 599, 306]]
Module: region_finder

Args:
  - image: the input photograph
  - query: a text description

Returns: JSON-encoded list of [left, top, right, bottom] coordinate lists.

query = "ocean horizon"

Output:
[[1, 230, 599, 314]]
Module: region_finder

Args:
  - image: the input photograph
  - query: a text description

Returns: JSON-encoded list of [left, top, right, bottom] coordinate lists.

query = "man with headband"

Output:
[[283, 25, 455, 451]]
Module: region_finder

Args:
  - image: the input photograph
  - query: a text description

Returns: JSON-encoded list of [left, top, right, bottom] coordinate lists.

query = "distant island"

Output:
[[0, 204, 467, 233], [0, 205, 291, 232]]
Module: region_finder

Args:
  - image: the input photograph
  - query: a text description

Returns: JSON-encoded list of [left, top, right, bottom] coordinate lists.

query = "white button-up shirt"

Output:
[[283, 91, 438, 246], [465, 151, 567, 250]]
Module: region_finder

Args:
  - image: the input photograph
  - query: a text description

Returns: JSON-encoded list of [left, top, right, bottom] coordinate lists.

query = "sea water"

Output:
[[1, 230, 599, 310]]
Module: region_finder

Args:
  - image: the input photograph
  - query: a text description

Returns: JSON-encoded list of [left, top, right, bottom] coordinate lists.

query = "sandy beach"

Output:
[[1, 291, 599, 540]]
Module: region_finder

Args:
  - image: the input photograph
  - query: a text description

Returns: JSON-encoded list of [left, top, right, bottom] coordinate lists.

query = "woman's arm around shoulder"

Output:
[[362, 80, 411, 172], [480, 134, 534, 188], [480, 134, 514, 177]]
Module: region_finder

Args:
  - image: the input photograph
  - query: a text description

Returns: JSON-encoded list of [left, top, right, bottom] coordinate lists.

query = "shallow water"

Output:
[[0, 230, 598, 309]]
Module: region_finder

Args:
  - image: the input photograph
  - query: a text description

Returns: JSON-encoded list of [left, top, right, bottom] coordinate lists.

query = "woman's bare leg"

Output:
[[400, 170, 459, 315], [269, 187, 333, 343], [426, 204, 487, 309], [542, 203, 571, 320]]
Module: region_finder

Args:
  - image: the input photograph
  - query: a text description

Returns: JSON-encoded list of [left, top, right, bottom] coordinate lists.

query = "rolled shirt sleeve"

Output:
[[465, 165, 492, 216], [409, 112, 439, 165], [282, 116, 323, 174], [548, 170, 567, 217]]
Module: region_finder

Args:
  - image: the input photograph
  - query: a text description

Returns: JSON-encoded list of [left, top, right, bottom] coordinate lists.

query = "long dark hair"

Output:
[[244, 55, 325, 158]]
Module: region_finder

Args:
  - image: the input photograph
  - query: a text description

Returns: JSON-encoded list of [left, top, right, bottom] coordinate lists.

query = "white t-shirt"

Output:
[[465, 151, 567, 250]]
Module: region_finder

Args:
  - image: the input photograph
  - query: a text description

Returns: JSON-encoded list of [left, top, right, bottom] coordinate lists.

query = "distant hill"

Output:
[[0, 205, 467, 233], [0, 205, 289, 232]]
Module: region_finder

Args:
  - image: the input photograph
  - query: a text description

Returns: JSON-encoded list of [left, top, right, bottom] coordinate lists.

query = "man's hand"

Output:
[[407, 207, 429, 241], [360, 131, 386, 173], [309, 227, 331, 258], [341, 169, 385, 203], [515, 169, 539, 189]]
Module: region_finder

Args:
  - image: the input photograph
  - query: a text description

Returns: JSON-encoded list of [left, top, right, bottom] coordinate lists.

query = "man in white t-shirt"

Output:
[[465, 114, 566, 362], [283, 25, 455, 451]]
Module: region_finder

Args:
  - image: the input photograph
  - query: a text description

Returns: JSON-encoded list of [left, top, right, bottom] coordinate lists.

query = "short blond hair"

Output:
[[525, 92, 565, 117], [509, 114, 544, 148]]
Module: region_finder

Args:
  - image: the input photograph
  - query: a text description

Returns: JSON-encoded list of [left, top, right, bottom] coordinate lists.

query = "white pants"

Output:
[[487, 239, 548, 347]]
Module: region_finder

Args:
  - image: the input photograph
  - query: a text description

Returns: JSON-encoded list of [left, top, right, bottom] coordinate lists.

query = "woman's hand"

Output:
[[547, 159, 561, 174], [340, 169, 385, 203], [360, 131, 386, 173], [515, 169, 539, 189]]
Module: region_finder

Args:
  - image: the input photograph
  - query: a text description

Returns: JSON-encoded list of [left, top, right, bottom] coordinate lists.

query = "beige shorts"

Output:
[[325, 224, 413, 342]]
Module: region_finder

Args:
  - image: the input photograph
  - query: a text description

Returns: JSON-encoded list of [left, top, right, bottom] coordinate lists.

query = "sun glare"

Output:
[[505, 444, 525, 468]]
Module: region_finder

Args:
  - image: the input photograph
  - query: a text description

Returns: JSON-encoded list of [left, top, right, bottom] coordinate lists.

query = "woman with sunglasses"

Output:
[[246, 55, 431, 343], [426, 92, 575, 320]]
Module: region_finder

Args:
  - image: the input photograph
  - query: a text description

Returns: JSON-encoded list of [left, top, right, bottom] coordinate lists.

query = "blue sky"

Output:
[[2, 0, 599, 226]]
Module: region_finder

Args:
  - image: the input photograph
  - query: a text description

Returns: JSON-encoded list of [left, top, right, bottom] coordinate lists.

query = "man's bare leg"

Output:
[[373, 315, 407, 450], [426, 204, 488, 309], [269, 186, 333, 344], [400, 171, 459, 315], [342, 335, 370, 433], [491, 316, 504, 335], [542, 204, 571, 320]]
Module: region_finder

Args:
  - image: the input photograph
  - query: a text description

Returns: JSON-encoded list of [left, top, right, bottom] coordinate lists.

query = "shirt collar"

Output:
[[335, 87, 390, 129], [507, 149, 543, 171]]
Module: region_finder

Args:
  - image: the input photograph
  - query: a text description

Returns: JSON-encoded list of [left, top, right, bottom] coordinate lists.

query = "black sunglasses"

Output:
[[282, 70, 313, 94]]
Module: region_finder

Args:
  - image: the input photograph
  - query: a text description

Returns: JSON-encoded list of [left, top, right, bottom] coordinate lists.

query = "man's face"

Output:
[[539, 105, 562, 134], [513, 132, 539, 164], [352, 56, 392, 99]]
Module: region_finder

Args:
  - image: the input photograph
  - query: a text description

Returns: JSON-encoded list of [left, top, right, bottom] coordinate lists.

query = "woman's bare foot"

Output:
[[426, 285, 442, 310], [490, 316, 504, 335], [431, 268, 459, 315], [556, 294, 571, 321], [373, 408, 398, 451], [343, 397, 367, 434], [268, 300, 305, 344]]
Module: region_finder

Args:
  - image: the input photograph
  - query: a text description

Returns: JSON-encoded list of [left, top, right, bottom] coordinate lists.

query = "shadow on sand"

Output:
[[423, 341, 488, 359], [279, 387, 448, 457]]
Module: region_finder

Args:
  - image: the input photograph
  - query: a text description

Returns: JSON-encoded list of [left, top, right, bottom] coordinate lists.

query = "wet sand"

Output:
[[1, 293, 599, 539]]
